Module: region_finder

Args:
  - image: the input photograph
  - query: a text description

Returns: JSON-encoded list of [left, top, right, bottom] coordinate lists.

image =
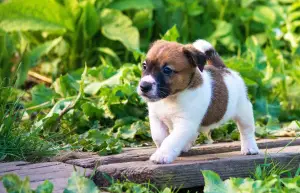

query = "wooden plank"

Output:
[[0, 162, 93, 193], [94, 145, 300, 188], [66, 137, 300, 168]]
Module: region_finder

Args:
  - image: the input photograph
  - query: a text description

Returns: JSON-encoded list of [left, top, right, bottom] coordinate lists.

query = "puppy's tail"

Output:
[[193, 39, 226, 69]]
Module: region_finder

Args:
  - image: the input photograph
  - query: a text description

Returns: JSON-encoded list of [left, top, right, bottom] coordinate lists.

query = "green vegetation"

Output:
[[0, 0, 299, 159], [0, 0, 300, 192], [1, 159, 299, 193], [203, 161, 300, 193], [0, 170, 174, 193]]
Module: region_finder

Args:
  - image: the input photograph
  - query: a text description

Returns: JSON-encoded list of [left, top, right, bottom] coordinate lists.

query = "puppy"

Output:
[[137, 39, 259, 164]]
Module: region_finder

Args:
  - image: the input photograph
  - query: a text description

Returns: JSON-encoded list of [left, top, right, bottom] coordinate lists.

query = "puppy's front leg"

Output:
[[150, 118, 199, 164], [149, 115, 169, 148]]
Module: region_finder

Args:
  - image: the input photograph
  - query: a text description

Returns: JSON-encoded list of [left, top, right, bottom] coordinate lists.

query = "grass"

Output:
[[0, 80, 59, 161]]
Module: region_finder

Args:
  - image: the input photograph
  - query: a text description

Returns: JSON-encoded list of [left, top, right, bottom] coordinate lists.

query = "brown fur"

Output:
[[146, 40, 201, 94], [205, 50, 226, 69], [201, 65, 229, 126]]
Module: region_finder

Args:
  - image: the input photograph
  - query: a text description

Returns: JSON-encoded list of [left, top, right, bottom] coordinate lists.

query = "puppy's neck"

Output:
[[187, 68, 203, 89]]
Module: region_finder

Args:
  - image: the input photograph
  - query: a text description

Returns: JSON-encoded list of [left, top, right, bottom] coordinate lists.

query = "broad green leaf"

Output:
[[253, 6, 276, 25], [202, 170, 226, 193], [118, 125, 137, 140], [224, 177, 254, 192], [36, 180, 54, 193], [84, 68, 123, 95], [211, 20, 232, 38], [0, 0, 74, 32], [64, 0, 81, 19], [81, 102, 104, 119], [100, 9, 140, 51], [16, 37, 62, 86], [161, 25, 180, 42], [53, 73, 79, 97], [266, 117, 281, 131], [187, 1, 204, 16], [82, 2, 99, 39], [98, 47, 121, 65], [1, 174, 32, 193], [28, 84, 58, 107], [162, 188, 172, 193], [108, 0, 154, 10], [63, 171, 99, 193], [133, 10, 153, 30]]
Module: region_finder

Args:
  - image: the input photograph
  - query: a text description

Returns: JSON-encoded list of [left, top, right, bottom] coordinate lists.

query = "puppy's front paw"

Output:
[[241, 138, 259, 155], [150, 150, 177, 164]]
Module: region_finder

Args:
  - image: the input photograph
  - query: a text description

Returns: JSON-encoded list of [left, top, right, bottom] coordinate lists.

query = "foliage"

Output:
[[0, 171, 174, 193], [0, 173, 54, 193], [202, 165, 300, 193], [0, 79, 59, 161], [108, 180, 174, 193], [0, 0, 299, 158]]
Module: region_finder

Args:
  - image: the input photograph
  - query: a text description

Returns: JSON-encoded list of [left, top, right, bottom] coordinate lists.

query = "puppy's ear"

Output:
[[183, 45, 207, 72]]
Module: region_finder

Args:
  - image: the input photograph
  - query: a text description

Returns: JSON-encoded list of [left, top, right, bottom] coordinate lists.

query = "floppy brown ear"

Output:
[[183, 45, 207, 72]]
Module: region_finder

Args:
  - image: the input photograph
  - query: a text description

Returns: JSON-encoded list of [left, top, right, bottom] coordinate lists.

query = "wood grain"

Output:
[[94, 145, 300, 188], [66, 137, 300, 168], [0, 162, 92, 193]]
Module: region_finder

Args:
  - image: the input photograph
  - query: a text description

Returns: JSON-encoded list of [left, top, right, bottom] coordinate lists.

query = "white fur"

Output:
[[146, 40, 259, 164], [193, 39, 214, 53]]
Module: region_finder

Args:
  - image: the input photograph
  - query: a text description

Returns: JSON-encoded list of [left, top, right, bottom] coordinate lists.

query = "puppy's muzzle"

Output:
[[140, 81, 153, 93]]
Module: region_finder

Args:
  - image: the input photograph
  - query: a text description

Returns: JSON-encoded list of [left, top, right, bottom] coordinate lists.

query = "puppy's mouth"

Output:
[[137, 85, 169, 102], [138, 91, 161, 102]]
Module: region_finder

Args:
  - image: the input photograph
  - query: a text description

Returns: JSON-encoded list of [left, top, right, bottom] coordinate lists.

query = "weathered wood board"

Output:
[[1, 137, 299, 191], [66, 137, 300, 168], [0, 162, 92, 193], [94, 145, 300, 188]]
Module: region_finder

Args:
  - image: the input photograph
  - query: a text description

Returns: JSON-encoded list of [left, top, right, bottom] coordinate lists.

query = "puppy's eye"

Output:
[[142, 61, 147, 71], [163, 66, 173, 75]]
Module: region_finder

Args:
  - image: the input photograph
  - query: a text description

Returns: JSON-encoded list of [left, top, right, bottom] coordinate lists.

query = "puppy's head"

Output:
[[137, 40, 207, 102]]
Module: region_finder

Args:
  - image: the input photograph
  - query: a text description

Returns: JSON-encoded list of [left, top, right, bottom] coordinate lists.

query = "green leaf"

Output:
[[162, 188, 173, 193], [108, 0, 154, 10], [1, 174, 32, 193], [29, 84, 57, 106], [81, 102, 104, 119], [266, 117, 281, 131], [84, 67, 123, 95], [187, 1, 204, 16], [63, 171, 99, 193], [100, 9, 140, 51], [82, 2, 99, 39], [161, 25, 180, 42], [53, 73, 79, 97], [202, 170, 226, 193], [36, 180, 54, 193], [0, 0, 74, 32], [16, 37, 62, 86], [224, 177, 254, 192], [211, 20, 232, 38], [253, 6, 276, 25], [133, 10, 153, 30], [98, 47, 121, 65]]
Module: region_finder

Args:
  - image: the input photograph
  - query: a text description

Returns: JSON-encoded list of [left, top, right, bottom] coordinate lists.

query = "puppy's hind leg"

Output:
[[234, 100, 259, 155]]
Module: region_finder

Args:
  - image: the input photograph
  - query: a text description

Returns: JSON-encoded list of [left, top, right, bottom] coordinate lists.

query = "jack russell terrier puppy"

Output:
[[137, 39, 259, 164]]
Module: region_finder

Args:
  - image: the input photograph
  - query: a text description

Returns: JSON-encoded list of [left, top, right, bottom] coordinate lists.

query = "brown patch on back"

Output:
[[201, 65, 229, 126], [146, 40, 201, 95]]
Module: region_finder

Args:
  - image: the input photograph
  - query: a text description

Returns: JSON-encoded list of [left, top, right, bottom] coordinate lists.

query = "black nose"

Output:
[[140, 81, 152, 93]]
